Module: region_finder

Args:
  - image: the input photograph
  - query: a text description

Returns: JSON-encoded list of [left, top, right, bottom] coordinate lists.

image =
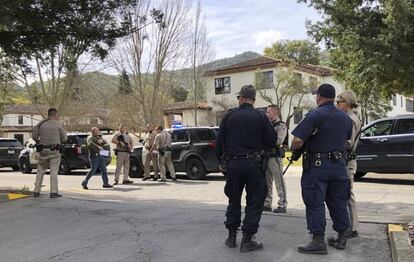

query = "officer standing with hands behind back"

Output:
[[33, 108, 67, 198], [216, 84, 277, 253], [291, 84, 352, 255]]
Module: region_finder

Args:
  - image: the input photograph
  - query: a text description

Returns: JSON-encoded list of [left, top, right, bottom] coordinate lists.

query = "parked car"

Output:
[[19, 133, 111, 174], [355, 114, 414, 178], [129, 127, 221, 180], [0, 138, 24, 171]]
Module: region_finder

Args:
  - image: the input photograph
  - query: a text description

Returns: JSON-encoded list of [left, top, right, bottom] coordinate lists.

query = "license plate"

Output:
[[8, 150, 15, 154]]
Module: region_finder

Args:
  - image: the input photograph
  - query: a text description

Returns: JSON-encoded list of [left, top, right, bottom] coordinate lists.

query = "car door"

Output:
[[191, 128, 220, 172], [386, 118, 414, 172], [356, 119, 395, 172], [170, 129, 191, 169]]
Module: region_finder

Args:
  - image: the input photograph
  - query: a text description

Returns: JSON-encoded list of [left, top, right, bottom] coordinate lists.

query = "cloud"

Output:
[[253, 30, 284, 47]]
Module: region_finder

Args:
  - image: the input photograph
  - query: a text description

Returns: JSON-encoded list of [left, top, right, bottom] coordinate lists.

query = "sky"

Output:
[[202, 0, 322, 59]]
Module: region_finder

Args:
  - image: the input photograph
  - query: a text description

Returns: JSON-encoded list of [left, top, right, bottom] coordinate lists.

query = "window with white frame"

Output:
[[215, 77, 231, 94], [392, 95, 397, 106], [18, 115, 23, 125], [255, 71, 274, 90]]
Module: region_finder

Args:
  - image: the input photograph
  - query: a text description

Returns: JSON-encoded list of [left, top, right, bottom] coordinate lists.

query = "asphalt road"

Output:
[[0, 166, 413, 224], [0, 167, 412, 261]]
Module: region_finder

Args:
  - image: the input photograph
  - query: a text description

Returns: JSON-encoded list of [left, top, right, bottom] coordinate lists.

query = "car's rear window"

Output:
[[0, 140, 23, 148], [171, 130, 189, 143], [394, 119, 414, 134], [66, 135, 88, 145], [195, 129, 215, 142]]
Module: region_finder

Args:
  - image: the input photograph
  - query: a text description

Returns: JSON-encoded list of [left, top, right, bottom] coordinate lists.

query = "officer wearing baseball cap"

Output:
[[336, 90, 361, 239], [216, 84, 277, 253], [291, 83, 353, 254]]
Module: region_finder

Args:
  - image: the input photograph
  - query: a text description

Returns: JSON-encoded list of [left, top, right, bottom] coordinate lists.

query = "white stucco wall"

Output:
[[388, 94, 414, 117], [1, 113, 43, 127], [182, 109, 215, 126]]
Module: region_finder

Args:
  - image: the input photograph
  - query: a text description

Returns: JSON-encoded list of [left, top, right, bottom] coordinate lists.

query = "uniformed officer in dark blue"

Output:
[[291, 83, 352, 255], [216, 84, 277, 253]]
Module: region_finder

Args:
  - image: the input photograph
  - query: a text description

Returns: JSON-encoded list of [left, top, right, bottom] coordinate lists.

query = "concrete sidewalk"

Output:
[[0, 196, 390, 262]]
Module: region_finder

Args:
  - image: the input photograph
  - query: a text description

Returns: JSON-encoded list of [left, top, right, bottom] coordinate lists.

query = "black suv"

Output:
[[356, 114, 414, 178], [19, 133, 111, 174], [129, 127, 221, 180], [0, 138, 24, 171]]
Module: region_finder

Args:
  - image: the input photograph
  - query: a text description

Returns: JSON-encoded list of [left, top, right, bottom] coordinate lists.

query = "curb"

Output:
[[0, 193, 30, 202], [389, 224, 414, 262]]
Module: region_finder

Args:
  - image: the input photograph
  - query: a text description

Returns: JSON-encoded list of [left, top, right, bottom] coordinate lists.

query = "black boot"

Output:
[[298, 234, 327, 255], [240, 233, 263, 253], [328, 233, 347, 250], [225, 229, 237, 248]]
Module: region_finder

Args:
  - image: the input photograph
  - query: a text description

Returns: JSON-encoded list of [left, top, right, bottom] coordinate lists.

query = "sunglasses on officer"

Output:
[[336, 100, 346, 104]]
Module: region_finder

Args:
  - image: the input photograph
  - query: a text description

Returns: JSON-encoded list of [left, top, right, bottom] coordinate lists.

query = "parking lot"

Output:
[[1, 166, 413, 224]]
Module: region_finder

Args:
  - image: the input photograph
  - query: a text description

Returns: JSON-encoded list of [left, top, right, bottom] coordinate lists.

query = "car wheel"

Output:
[[354, 172, 366, 180], [185, 158, 206, 180], [19, 158, 32, 174], [59, 158, 71, 175], [129, 157, 143, 178]]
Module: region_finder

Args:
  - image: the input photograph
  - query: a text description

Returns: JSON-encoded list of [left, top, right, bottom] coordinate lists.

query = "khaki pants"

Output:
[[264, 157, 287, 209], [159, 151, 175, 180], [114, 152, 130, 182], [347, 159, 359, 231], [144, 151, 159, 178], [34, 149, 61, 194]]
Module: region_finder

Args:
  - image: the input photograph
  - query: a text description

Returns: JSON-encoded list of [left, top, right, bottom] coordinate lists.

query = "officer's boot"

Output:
[[225, 229, 237, 248], [298, 234, 328, 255], [328, 233, 347, 250], [240, 233, 263, 253]]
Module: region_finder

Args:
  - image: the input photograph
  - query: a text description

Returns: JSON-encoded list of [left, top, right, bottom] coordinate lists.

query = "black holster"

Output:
[[35, 144, 43, 153], [302, 152, 310, 171]]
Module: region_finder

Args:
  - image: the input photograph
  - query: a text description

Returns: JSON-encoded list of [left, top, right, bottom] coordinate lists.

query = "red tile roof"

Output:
[[163, 101, 212, 113], [204, 56, 333, 77]]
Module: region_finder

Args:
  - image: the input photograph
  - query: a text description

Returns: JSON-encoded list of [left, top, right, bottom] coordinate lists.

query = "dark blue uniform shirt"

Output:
[[292, 102, 352, 153], [216, 103, 277, 158]]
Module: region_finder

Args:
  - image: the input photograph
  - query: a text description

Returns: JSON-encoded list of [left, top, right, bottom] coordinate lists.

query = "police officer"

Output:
[[33, 108, 67, 198], [111, 124, 134, 185], [152, 126, 176, 182], [336, 90, 361, 239], [264, 104, 288, 213], [142, 124, 160, 181], [216, 84, 277, 253], [291, 84, 352, 254]]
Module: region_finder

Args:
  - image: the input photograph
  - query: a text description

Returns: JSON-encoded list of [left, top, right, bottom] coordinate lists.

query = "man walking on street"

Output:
[[264, 105, 288, 214], [291, 84, 352, 255], [153, 126, 176, 182], [111, 124, 133, 185], [33, 108, 67, 198], [336, 90, 362, 239], [81, 127, 113, 189], [216, 84, 277, 253], [143, 124, 159, 181]]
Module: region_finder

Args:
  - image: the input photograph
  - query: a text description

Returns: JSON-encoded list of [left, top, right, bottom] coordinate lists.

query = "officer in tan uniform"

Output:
[[143, 124, 159, 181], [152, 126, 176, 182], [111, 124, 133, 185], [33, 108, 67, 198], [336, 90, 362, 239], [264, 105, 288, 213]]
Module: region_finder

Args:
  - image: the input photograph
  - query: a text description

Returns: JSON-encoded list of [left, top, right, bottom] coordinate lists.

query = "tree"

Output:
[[171, 86, 188, 102], [119, 70, 132, 95], [299, 0, 414, 96], [257, 68, 316, 129], [264, 40, 321, 65], [190, 0, 213, 126]]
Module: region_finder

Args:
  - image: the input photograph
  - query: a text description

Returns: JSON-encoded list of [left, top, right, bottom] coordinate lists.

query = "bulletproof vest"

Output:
[[273, 121, 289, 148]]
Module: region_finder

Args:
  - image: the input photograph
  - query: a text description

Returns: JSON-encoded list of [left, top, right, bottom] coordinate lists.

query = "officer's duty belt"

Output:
[[306, 151, 345, 160], [41, 144, 61, 151], [228, 153, 255, 159]]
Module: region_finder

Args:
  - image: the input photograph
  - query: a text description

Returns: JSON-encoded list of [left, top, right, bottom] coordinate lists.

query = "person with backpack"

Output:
[[263, 105, 288, 213]]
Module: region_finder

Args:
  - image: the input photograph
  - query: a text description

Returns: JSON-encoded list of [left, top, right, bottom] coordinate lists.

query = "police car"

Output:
[[129, 126, 221, 180], [18, 133, 111, 174], [0, 138, 24, 171], [356, 114, 414, 178]]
